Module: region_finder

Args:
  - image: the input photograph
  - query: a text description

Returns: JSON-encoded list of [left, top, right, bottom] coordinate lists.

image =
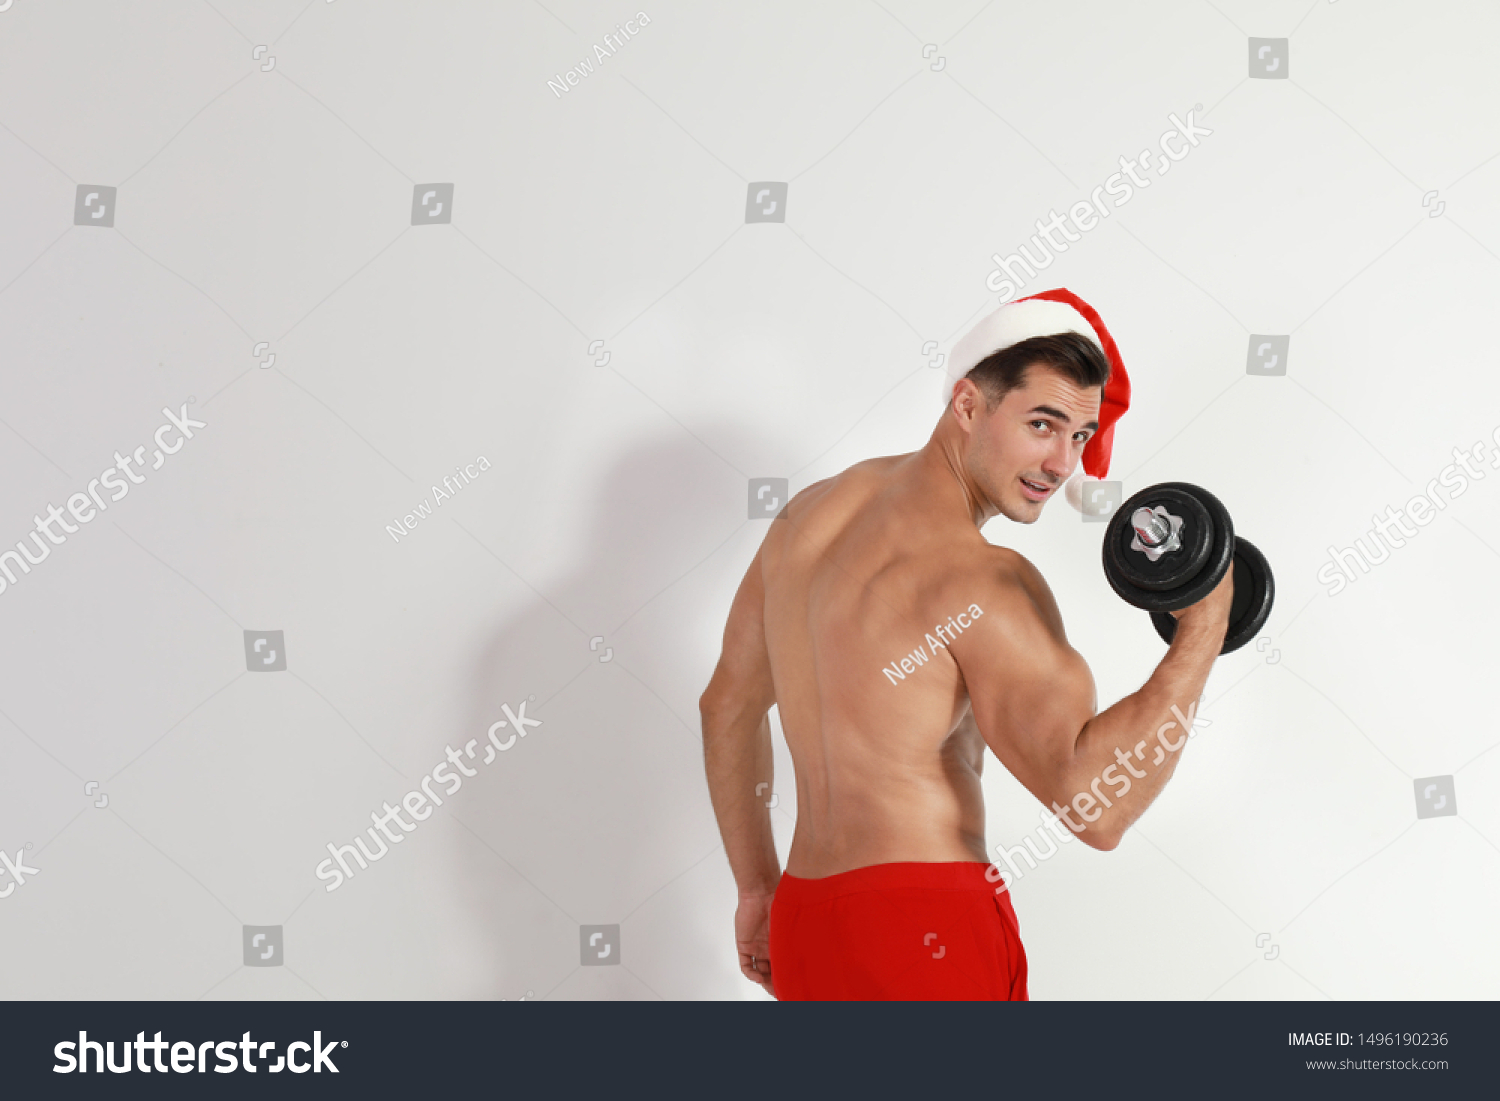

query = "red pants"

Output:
[[769, 860, 1028, 1001]]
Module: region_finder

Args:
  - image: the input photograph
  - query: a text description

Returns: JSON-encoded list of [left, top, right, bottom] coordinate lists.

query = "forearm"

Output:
[[1061, 618, 1222, 845], [702, 707, 781, 897]]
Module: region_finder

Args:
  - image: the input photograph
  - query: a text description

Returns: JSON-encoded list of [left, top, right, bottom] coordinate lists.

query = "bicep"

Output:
[[953, 565, 1096, 805], [702, 546, 776, 718]]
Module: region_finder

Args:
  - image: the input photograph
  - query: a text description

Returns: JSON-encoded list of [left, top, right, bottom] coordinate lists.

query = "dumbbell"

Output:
[[1101, 482, 1274, 655]]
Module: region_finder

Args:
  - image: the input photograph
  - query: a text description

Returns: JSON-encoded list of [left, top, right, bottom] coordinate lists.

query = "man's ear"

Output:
[[951, 378, 985, 428]]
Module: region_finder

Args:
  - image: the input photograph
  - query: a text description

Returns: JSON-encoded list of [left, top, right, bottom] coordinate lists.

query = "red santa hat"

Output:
[[944, 288, 1131, 481]]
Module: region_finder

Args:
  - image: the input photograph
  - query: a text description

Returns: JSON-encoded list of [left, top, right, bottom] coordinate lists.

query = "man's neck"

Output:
[[912, 417, 998, 530]]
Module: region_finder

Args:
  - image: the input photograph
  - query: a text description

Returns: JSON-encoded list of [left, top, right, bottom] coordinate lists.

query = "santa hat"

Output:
[[944, 288, 1131, 481]]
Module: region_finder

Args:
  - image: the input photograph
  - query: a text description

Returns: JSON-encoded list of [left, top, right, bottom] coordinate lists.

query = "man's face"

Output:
[[962, 365, 1103, 523]]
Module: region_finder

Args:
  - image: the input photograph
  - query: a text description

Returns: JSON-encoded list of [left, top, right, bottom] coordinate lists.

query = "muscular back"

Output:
[[760, 453, 1027, 877]]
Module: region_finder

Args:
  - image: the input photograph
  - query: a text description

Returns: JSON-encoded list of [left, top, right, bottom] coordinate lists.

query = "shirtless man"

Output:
[[700, 290, 1234, 1000]]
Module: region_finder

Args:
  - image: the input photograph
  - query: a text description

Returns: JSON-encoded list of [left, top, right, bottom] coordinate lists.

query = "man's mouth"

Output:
[[1019, 477, 1053, 500]]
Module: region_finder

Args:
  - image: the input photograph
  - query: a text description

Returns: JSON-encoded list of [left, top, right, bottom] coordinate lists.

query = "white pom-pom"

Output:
[[1063, 469, 1097, 513]]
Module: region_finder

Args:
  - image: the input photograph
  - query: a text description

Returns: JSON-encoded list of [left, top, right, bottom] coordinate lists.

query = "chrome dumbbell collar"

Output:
[[1129, 505, 1184, 562]]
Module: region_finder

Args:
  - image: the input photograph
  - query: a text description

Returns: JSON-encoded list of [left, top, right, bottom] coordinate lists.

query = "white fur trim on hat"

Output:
[[943, 298, 1104, 405]]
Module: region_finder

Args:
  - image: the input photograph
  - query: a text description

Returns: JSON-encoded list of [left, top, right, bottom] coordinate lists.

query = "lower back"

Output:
[[760, 457, 991, 876]]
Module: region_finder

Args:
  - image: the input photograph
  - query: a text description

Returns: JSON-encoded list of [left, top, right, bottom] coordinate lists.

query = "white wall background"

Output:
[[1, 0, 1497, 1001]]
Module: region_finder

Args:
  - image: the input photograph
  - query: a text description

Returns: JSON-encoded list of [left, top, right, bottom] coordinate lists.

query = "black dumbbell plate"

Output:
[[1103, 482, 1234, 613], [1151, 536, 1275, 654]]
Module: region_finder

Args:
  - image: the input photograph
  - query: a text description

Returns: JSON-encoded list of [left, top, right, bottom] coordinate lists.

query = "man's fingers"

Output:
[[744, 965, 774, 996], [739, 950, 773, 992]]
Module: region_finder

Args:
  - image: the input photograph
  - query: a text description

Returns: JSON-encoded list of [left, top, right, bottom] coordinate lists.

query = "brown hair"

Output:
[[964, 332, 1111, 410]]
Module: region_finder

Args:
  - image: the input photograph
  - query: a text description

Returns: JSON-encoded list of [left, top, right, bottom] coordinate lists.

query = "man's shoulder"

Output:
[[983, 543, 1047, 589], [926, 542, 1061, 637], [962, 543, 1071, 646], [788, 455, 904, 505], [955, 542, 1035, 599], [769, 456, 908, 536]]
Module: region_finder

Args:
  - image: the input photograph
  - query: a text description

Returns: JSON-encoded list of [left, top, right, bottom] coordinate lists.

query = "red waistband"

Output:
[[775, 861, 999, 906]]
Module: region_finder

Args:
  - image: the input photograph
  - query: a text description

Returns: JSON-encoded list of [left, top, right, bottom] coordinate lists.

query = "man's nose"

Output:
[[1042, 437, 1074, 481]]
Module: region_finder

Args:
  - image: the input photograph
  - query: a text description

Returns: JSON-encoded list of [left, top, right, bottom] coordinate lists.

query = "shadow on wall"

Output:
[[446, 426, 769, 1000]]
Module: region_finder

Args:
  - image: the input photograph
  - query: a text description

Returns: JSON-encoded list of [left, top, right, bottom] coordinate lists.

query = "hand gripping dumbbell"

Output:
[[1101, 482, 1274, 654]]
